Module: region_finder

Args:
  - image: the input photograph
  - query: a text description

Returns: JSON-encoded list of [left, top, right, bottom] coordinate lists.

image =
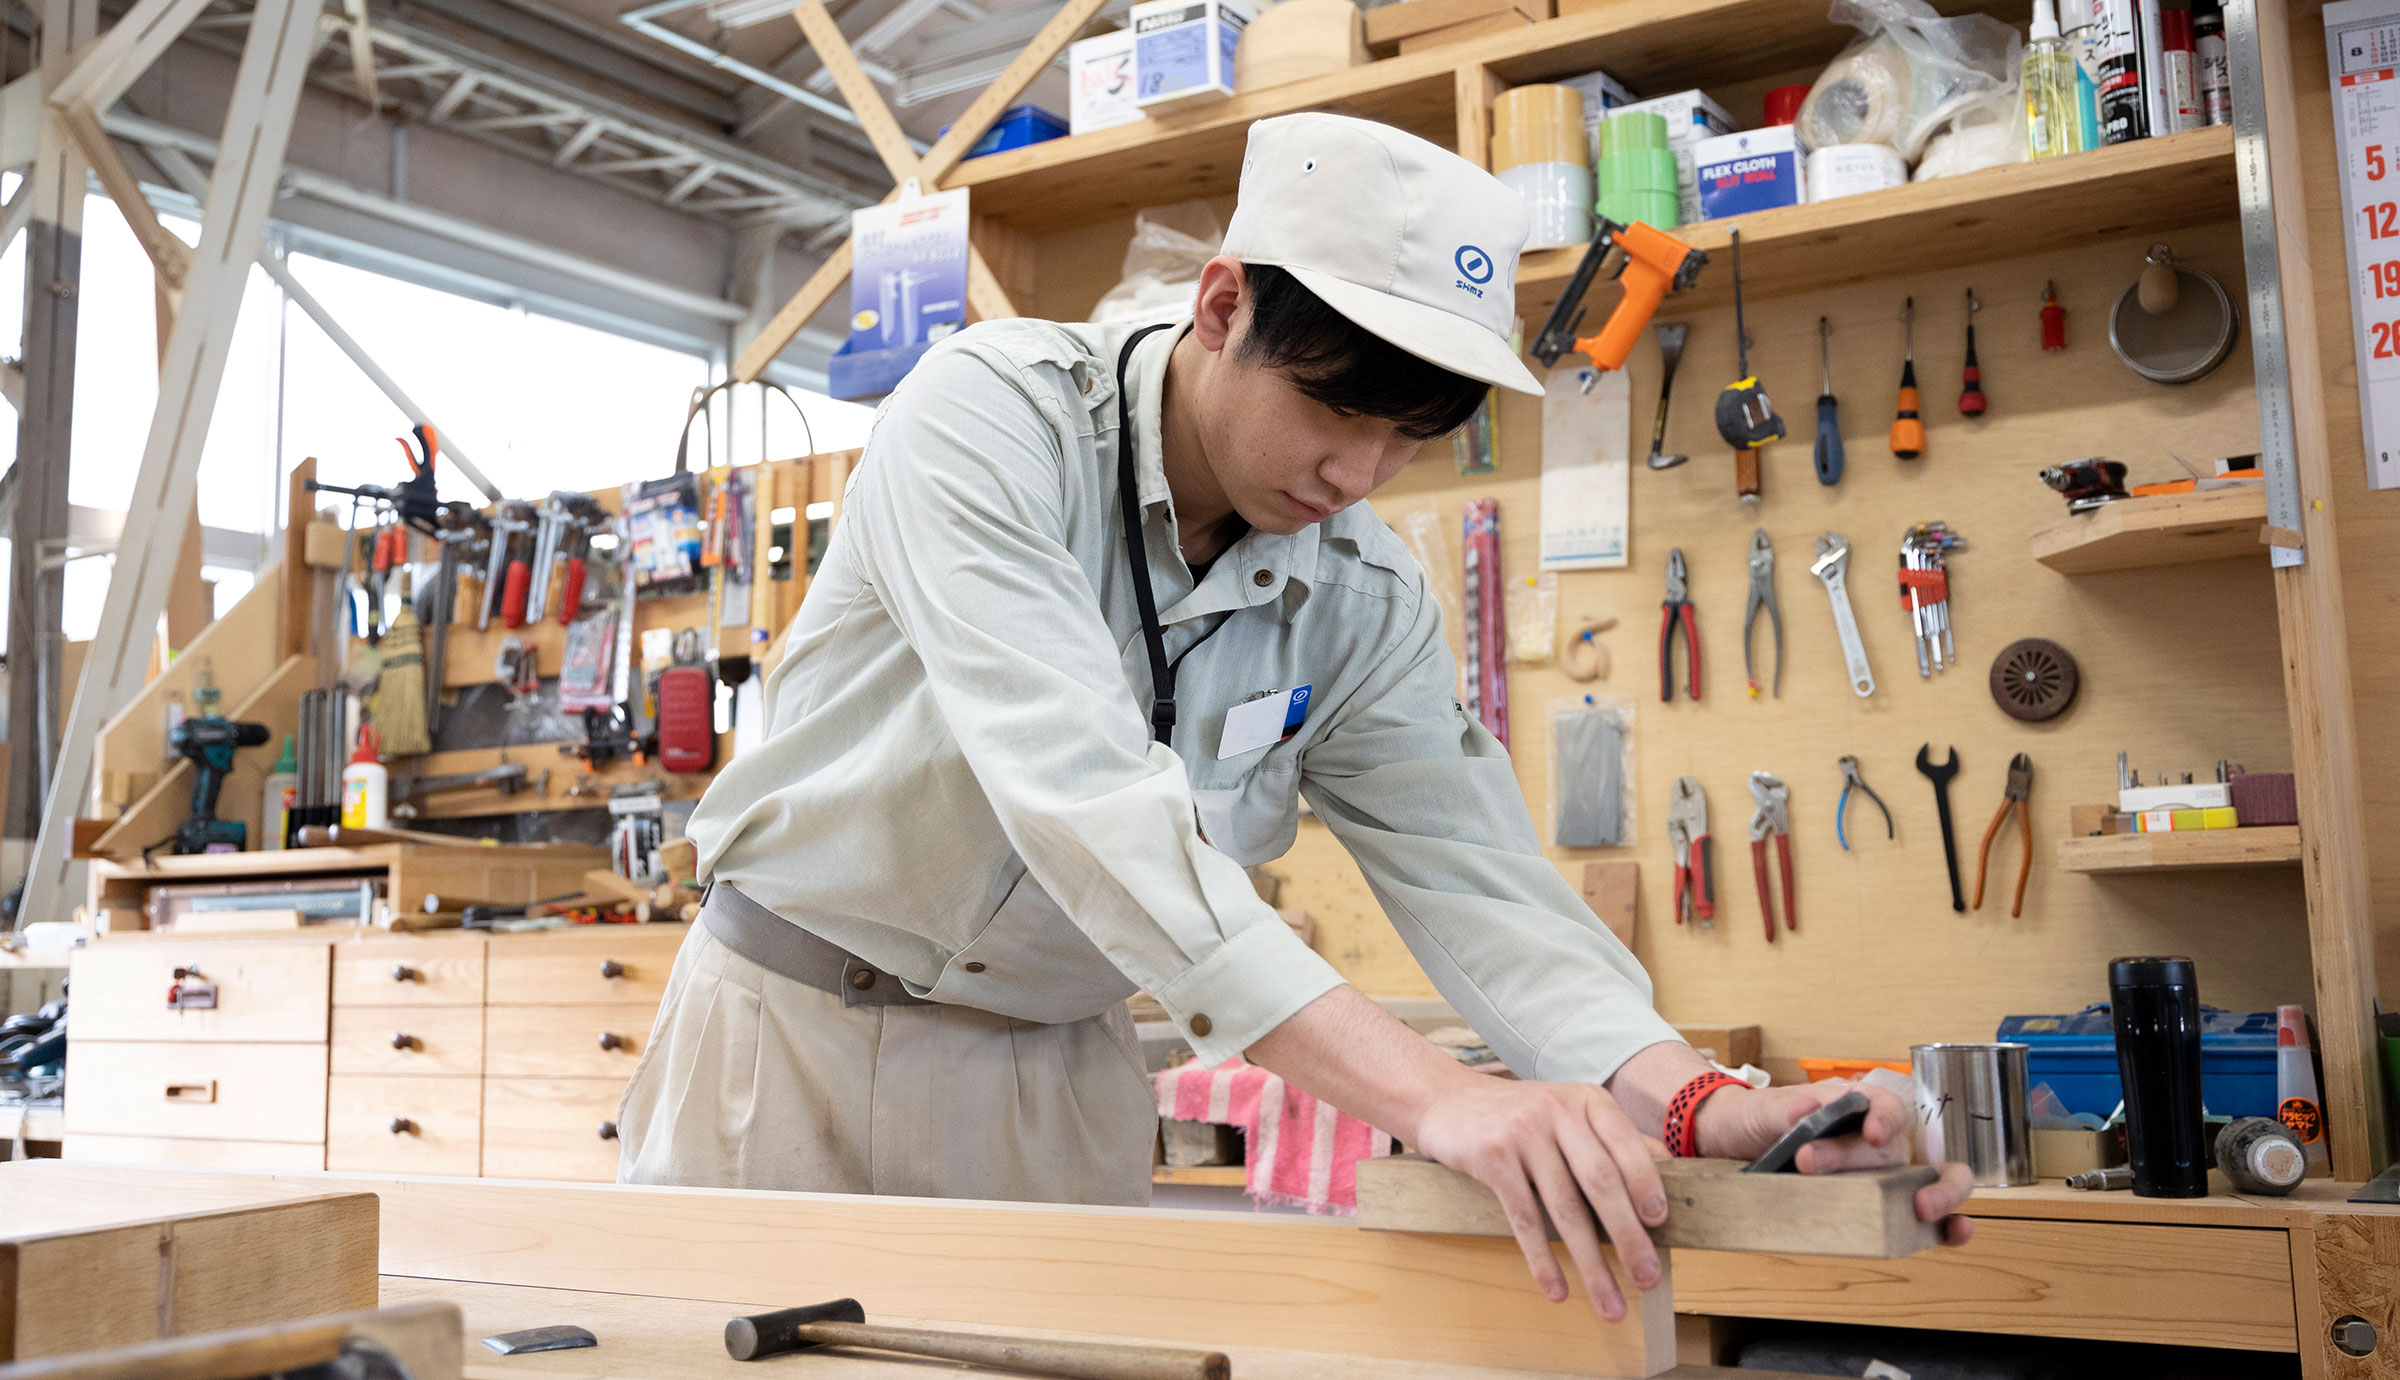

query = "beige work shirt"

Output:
[[687, 319, 1679, 1080]]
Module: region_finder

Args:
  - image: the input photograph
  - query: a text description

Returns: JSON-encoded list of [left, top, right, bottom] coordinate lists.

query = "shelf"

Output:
[[950, 0, 1991, 233], [1515, 125, 2238, 321], [2031, 486, 2271, 574], [1153, 1164, 1248, 1187], [2056, 825, 2304, 874], [0, 1104, 64, 1142]]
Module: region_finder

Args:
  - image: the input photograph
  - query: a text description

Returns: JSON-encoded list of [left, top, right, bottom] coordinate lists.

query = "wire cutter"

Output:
[[1836, 755, 1893, 850], [1659, 548, 1700, 702], [1667, 776, 1716, 927], [1743, 528, 1782, 699], [1974, 751, 2035, 918], [1748, 771, 1796, 940]]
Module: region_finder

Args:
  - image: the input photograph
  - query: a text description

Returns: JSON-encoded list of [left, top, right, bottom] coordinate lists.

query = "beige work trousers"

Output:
[[615, 924, 1158, 1205]]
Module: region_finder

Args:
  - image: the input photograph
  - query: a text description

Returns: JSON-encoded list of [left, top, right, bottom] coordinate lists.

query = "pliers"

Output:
[[1744, 529, 1782, 699], [1666, 776, 1716, 927], [1975, 751, 2035, 918], [1748, 771, 1796, 941], [1836, 755, 1894, 850], [1659, 548, 1700, 702]]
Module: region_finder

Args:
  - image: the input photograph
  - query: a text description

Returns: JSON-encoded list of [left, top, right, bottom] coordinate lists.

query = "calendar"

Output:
[[2328, 0, 2400, 489]]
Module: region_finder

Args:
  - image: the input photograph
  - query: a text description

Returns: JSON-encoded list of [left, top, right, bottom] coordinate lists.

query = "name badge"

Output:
[[1217, 685, 1311, 760]]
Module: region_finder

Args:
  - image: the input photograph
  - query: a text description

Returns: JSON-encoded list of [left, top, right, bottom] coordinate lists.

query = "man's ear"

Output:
[[1189, 256, 1248, 353]]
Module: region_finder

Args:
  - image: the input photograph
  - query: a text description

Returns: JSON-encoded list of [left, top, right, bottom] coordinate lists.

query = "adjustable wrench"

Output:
[[1810, 533, 1876, 699]]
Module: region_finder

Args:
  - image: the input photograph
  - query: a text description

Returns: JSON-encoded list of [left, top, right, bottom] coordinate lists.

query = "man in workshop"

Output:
[[619, 112, 1973, 1322]]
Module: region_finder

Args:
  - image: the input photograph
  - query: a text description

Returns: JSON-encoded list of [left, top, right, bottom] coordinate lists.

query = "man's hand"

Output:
[[1408, 1073, 1668, 1322], [1694, 1076, 1975, 1246]]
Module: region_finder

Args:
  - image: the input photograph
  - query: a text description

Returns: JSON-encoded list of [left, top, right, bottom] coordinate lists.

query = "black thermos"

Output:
[[2110, 956, 2209, 1197]]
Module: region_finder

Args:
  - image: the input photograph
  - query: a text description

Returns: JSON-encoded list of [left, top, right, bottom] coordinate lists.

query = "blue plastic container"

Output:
[[1997, 1005, 2281, 1119], [944, 105, 1070, 159]]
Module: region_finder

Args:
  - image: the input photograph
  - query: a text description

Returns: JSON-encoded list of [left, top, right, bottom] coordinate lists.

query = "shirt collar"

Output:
[[1122, 321, 1318, 626]]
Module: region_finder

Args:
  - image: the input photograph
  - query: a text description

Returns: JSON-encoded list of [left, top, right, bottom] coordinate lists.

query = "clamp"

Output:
[[1836, 755, 1894, 851], [1748, 771, 1796, 941], [1666, 776, 1716, 927], [1659, 548, 1700, 702], [1974, 751, 2035, 918], [1743, 528, 1783, 699]]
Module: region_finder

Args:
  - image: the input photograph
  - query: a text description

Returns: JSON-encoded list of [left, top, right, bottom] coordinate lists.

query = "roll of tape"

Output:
[[1495, 162, 1595, 250], [1493, 85, 1587, 172], [1805, 143, 1909, 202]]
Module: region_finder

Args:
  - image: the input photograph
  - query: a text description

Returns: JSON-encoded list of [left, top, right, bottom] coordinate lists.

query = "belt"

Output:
[[701, 881, 934, 1008]]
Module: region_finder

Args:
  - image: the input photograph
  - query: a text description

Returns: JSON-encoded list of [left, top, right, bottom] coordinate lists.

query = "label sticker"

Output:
[[1216, 685, 1311, 759]]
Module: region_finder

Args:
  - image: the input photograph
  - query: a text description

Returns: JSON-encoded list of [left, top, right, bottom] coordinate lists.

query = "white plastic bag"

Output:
[[1089, 201, 1224, 326], [1549, 693, 1635, 848], [1912, 80, 2029, 179], [1506, 572, 1558, 664], [1797, 0, 2024, 163]]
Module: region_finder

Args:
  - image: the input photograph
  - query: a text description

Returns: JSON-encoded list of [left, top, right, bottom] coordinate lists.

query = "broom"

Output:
[[372, 567, 432, 757]]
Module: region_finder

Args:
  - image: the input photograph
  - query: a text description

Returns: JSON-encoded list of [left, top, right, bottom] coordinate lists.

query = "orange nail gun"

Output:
[[1530, 219, 1707, 373]]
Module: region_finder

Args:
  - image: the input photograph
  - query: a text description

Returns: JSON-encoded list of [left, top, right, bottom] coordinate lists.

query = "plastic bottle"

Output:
[[2275, 1005, 2331, 1170], [340, 723, 389, 831], [2068, 16, 2105, 151], [262, 734, 299, 852], [2025, 0, 2086, 159]]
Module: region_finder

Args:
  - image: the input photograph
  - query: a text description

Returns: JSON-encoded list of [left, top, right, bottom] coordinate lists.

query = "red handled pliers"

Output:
[[1659, 547, 1700, 702], [1667, 776, 1715, 926], [1748, 771, 1796, 941]]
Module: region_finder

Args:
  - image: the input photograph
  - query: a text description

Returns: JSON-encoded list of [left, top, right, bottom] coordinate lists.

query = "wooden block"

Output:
[[0, 1301, 462, 1380], [0, 1192, 378, 1360], [1581, 861, 1638, 946], [1394, 8, 1532, 53], [2030, 1126, 2120, 1179], [1161, 1118, 1243, 1168], [1235, 0, 1368, 92], [304, 519, 349, 569], [580, 868, 653, 904], [1671, 1024, 1761, 1070], [1354, 1154, 1943, 1259], [1362, 0, 1541, 47]]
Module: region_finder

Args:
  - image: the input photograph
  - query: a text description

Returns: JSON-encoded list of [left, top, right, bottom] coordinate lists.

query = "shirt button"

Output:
[[1252, 570, 1272, 587], [1190, 1014, 1213, 1037], [849, 968, 877, 991], [963, 961, 986, 973]]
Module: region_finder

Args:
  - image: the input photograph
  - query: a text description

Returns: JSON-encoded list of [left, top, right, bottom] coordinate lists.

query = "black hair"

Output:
[[1234, 262, 1489, 441]]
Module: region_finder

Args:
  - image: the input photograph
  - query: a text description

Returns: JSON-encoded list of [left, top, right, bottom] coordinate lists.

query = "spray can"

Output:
[[2162, 4, 2203, 133], [2193, 0, 2230, 126], [2091, 0, 2149, 145], [2276, 1005, 2330, 1170], [262, 734, 299, 852], [2137, 0, 2170, 137], [340, 723, 389, 831]]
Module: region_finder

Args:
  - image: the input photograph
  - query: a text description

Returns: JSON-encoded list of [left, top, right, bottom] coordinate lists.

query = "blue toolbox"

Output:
[[946, 105, 1069, 159], [1996, 1005, 2282, 1118]]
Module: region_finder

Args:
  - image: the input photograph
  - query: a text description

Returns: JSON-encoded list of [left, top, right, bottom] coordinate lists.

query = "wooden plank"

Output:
[[1355, 1155, 1941, 1260], [2030, 486, 2273, 573], [57, 1135, 325, 1171], [0, 1302, 458, 1380], [2255, 0, 2389, 1179], [1670, 1218, 2297, 1352], [793, 1, 917, 179], [731, 240, 849, 384], [90, 569, 283, 826], [69, 938, 331, 1043], [908, 0, 1113, 193], [3, 1164, 1677, 1377], [91, 654, 312, 860], [1373, 0, 1544, 48], [396, 739, 724, 819], [2054, 825, 2304, 873], [1453, 64, 1505, 170]]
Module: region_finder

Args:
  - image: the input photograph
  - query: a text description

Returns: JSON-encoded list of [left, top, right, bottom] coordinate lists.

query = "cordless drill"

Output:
[[171, 711, 271, 854], [1531, 219, 1708, 373]]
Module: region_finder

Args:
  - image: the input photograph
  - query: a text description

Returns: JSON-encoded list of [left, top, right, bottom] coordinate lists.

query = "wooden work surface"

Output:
[[378, 1279, 1807, 1380]]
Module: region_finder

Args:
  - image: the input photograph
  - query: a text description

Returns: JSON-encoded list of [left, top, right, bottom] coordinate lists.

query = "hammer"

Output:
[[724, 1298, 1229, 1379]]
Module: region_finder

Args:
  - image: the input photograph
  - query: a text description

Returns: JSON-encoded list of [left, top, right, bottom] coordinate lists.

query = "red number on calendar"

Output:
[[2371, 144, 2390, 180], [2366, 202, 2400, 239], [2373, 322, 2400, 358], [2374, 263, 2400, 297]]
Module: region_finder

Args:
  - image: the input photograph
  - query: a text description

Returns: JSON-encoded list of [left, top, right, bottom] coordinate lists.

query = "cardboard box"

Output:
[[1363, 0, 1543, 50], [1069, 30, 1144, 135], [1673, 1024, 1762, 1070], [1395, 9, 1527, 51], [1601, 89, 1733, 223], [1556, 67, 1635, 116], [1132, 0, 1253, 112], [2031, 1125, 2124, 1179], [1694, 125, 1807, 219]]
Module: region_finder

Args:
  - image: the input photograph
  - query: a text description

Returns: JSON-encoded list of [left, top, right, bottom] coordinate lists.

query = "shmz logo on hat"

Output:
[[1454, 244, 1493, 297]]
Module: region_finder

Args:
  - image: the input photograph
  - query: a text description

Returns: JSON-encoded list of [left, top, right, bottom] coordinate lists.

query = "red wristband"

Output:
[[1663, 1071, 1745, 1159]]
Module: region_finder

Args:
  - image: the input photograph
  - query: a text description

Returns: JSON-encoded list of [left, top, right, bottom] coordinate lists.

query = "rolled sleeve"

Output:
[[847, 342, 1344, 1046], [1300, 583, 1683, 1087]]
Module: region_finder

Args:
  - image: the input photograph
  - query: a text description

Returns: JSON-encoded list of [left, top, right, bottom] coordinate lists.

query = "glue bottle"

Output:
[[262, 734, 299, 851], [2275, 1005, 2330, 1171], [340, 723, 388, 831]]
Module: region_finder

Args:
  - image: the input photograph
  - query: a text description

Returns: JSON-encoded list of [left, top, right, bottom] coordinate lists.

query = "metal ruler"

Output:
[[2228, 0, 2309, 569]]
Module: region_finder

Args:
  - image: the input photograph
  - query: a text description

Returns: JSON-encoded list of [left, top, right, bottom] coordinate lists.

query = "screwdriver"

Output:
[[1959, 288, 1986, 417], [1890, 296, 1925, 460], [1814, 316, 1843, 486]]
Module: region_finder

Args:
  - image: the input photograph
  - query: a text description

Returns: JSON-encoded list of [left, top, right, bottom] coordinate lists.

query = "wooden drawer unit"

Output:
[[70, 940, 330, 1043], [63, 1042, 328, 1144], [481, 1077, 632, 1182], [485, 928, 687, 1006], [334, 936, 486, 1007], [327, 1074, 483, 1176], [484, 1003, 656, 1078], [61, 1134, 326, 1170], [332, 1004, 485, 1076]]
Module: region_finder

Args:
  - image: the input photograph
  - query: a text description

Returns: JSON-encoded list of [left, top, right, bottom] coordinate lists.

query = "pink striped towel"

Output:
[[1154, 1058, 1393, 1214]]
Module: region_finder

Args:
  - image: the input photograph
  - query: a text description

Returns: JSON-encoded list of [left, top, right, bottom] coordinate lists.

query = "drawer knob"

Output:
[[391, 965, 421, 982], [599, 960, 626, 979], [389, 1117, 417, 1136], [597, 1032, 627, 1052], [391, 1032, 420, 1051], [597, 1120, 619, 1141]]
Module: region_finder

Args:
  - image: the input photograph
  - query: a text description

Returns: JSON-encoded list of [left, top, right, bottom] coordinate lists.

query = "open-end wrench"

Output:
[[1810, 533, 1876, 698], [1916, 744, 1965, 913]]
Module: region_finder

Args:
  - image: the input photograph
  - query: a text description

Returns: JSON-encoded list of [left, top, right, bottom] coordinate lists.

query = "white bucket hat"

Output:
[[1220, 112, 1541, 396]]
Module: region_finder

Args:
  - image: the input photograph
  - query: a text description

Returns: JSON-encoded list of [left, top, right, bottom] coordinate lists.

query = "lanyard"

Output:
[[1116, 323, 1179, 744]]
